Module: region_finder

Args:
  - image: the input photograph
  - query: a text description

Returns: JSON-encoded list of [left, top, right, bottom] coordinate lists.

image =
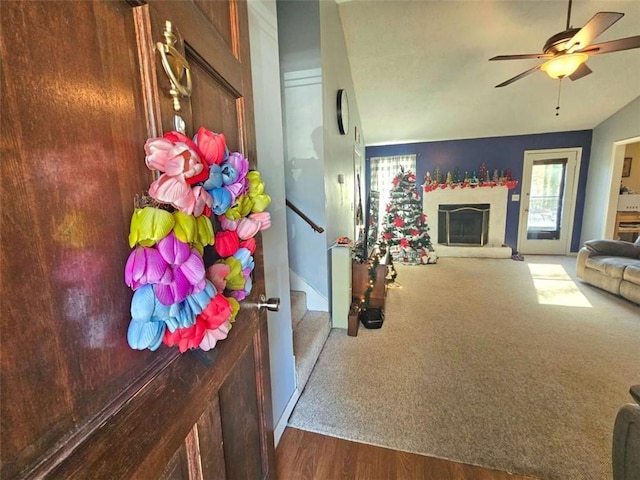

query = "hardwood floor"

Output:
[[276, 428, 538, 480]]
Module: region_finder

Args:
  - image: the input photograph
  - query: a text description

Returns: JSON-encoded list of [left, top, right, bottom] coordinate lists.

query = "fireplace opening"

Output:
[[438, 203, 490, 246]]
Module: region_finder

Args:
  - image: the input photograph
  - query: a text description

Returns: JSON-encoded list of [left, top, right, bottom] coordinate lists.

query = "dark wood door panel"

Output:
[[189, 59, 242, 153], [195, 397, 227, 479], [219, 344, 262, 480], [43, 314, 260, 479], [1, 0, 275, 478], [193, 0, 233, 51], [0, 1, 160, 476]]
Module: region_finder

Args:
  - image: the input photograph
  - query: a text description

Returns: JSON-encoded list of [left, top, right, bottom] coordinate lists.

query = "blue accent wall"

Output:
[[366, 130, 593, 252]]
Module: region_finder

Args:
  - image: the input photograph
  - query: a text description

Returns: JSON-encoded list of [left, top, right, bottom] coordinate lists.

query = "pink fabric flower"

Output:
[[192, 186, 213, 217], [148, 174, 192, 210], [219, 215, 239, 231], [145, 136, 208, 185], [249, 212, 271, 231], [199, 319, 230, 351], [236, 217, 261, 240], [206, 263, 230, 292]]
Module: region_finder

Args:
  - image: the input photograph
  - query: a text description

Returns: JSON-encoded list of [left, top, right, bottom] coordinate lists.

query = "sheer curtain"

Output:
[[370, 154, 416, 243]]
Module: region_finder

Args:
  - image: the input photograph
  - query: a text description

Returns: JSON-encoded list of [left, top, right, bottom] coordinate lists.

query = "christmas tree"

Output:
[[379, 168, 435, 265]]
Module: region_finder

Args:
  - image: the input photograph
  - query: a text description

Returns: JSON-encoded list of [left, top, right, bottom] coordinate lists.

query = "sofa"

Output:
[[576, 238, 640, 305], [613, 385, 640, 480]]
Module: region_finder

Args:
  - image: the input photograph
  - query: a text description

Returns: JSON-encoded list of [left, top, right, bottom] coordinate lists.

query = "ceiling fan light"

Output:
[[541, 53, 589, 79]]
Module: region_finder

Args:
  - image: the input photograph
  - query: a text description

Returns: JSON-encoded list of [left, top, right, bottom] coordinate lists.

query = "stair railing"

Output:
[[285, 199, 325, 233]]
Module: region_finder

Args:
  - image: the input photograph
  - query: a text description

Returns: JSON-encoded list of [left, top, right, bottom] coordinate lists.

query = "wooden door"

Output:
[[0, 1, 275, 478]]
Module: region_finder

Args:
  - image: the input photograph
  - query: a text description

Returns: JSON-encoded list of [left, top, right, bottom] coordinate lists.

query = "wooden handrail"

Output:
[[286, 199, 325, 233]]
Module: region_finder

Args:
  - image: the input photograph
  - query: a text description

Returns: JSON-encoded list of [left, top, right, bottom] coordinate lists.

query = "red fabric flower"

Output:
[[382, 232, 392, 240], [214, 230, 240, 257], [240, 237, 256, 254], [392, 176, 400, 186], [163, 317, 207, 353], [400, 238, 409, 248], [411, 229, 420, 236], [194, 127, 227, 165], [197, 293, 232, 331], [421, 214, 427, 222], [394, 216, 404, 227]]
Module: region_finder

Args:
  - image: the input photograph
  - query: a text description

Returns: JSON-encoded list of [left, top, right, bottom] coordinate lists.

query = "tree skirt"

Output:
[[389, 245, 437, 265]]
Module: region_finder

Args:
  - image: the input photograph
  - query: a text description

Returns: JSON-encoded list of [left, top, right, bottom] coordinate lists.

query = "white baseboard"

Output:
[[274, 387, 300, 447], [289, 269, 328, 311]]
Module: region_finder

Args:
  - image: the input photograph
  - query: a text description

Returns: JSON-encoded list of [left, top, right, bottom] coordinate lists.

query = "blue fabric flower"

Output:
[[209, 187, 233, 215], [233, 247, 254, 271], [202, 164, 223, 190], [221, 162, 238, 186], [127, 285, 166, 351]]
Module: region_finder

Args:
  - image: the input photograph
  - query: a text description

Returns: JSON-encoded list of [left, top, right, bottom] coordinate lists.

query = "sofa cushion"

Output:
[[584, 239, 640, 259], [620, 280, 640, 305], [623, 263, 640, 285], [585, 256, 631, 279]]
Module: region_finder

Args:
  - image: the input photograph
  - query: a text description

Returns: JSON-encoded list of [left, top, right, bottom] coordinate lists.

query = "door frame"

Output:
[[517, 147, 582, 255], [604, 136, 640, 238]]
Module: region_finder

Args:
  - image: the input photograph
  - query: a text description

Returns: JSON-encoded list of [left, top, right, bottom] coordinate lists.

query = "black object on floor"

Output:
[[359, 308, 384, 329]]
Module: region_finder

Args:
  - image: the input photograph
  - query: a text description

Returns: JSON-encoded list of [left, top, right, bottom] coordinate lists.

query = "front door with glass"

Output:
[[518, 149, 581, 255]]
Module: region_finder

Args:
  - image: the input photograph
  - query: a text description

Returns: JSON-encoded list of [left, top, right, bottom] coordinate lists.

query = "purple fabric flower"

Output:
[[124, 246, 168, 290], [153, 233, 206, 305]]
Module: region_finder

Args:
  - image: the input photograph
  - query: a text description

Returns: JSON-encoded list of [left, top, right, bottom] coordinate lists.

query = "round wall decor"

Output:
[[337, 89, 349, 135]]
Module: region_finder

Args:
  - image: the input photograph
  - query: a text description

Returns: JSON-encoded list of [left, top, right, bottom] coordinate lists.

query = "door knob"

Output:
[[257, 295, 280, 312]]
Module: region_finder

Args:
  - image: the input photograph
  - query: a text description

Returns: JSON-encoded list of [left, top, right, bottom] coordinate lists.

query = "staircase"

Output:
[[291, 291, 331, 392]]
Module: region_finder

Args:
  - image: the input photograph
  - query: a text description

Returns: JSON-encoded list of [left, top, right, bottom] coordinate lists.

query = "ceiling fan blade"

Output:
[[495, 64, 542, 88], [566, 12, 624, 51], [489, 53, 552, 61], [581, 35, 640, 55], [569, 63, 592, 81]]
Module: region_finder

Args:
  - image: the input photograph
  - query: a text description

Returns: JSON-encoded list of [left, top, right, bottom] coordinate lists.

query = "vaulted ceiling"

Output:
[[337, 0, 640, 146]]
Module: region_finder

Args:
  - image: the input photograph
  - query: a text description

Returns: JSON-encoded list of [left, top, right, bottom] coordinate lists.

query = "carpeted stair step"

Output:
[[290, 290, 308, 328], [293, 310, 331, 392]]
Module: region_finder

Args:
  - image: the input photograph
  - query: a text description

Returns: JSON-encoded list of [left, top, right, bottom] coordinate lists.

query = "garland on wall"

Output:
[[124, 127, 271, 353], [423, 163, 518, 192]]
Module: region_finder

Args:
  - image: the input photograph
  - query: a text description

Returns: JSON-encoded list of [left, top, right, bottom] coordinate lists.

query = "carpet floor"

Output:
[[288, 255, 640, 480]]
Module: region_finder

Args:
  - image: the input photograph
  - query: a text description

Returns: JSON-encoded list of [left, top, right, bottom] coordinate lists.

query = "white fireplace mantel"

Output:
[[423, 186, 512, 258]]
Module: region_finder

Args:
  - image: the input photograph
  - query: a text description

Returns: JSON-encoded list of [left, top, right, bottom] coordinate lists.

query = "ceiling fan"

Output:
[[490, 0, 640, 87]]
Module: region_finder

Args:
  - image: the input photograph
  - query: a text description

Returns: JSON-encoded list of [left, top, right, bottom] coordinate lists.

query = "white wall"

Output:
[[277, 0, 366, 301], [581, 96, 640, 243], [320, 0, 366, 247], [278, 0, 329, 299], [247, 0, 296, 437]]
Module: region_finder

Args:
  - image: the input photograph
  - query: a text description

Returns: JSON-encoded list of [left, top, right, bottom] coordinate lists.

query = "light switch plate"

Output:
[[512, 194, 520, 201]]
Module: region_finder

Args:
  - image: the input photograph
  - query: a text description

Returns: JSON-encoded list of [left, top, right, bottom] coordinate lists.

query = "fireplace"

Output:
[[438, 204, 490, 246], [423, 186, 511, 258]]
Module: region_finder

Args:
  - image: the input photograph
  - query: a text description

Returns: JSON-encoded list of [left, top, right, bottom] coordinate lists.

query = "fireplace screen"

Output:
[[438, 204, 490, 246]]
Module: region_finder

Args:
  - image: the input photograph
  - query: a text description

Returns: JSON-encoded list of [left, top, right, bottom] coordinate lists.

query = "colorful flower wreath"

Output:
[[125, 127, 271, 353]]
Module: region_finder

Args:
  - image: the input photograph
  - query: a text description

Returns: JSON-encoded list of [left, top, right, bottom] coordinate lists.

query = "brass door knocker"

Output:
[[157, 20, 192, 114]]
